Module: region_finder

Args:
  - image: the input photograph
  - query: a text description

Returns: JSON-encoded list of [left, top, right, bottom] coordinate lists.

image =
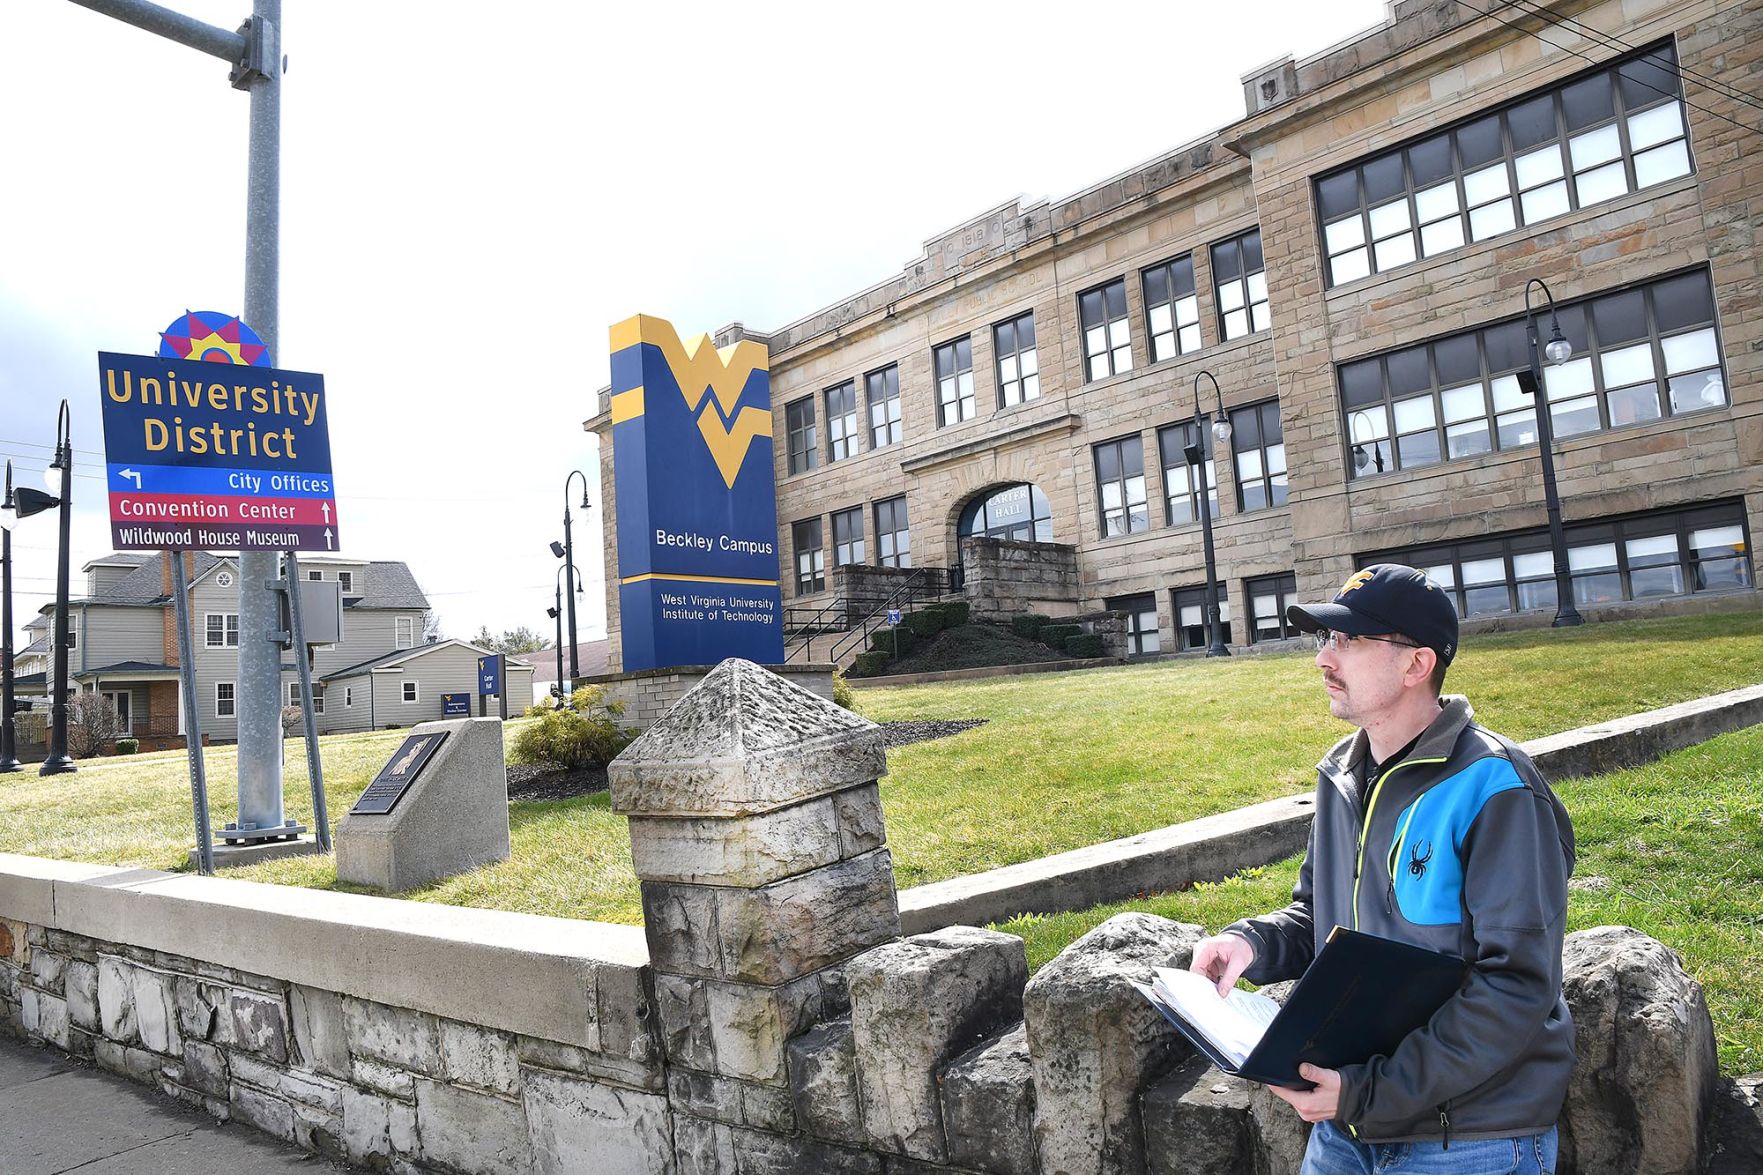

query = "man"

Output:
[[1190, 564, 1575, 1174]]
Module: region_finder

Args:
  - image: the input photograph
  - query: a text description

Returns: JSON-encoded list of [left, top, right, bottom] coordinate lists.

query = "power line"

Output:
[[1504, 0, 1763, 117], [1445, 0, 1763, 141]]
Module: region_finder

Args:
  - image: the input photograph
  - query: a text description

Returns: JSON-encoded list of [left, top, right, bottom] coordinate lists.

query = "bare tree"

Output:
[[67, 693, 122, 759]]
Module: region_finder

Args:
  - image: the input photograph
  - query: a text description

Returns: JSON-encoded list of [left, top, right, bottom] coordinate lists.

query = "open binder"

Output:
[[1134, 927, 1469, 1090]]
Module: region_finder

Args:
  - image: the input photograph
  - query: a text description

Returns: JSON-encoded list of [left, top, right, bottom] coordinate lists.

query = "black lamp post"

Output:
[[557, 471, 591, 683], [547, 561, 583, 707], [1186, 372, 1234, 657], [1520, 278, 1585, 628], [0, 462, 21, 773], [37, 403, 76, 775]]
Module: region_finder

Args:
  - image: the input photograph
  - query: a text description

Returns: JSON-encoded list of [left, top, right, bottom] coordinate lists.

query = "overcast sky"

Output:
[[0, 0, 1386, 651]]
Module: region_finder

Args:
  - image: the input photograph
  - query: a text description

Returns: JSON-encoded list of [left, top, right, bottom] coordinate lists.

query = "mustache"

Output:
[[1323, 673, 1346, 690]]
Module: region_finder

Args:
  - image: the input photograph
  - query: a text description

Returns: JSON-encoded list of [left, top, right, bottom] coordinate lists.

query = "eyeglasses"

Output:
[[1313, 629, 1420, 653]]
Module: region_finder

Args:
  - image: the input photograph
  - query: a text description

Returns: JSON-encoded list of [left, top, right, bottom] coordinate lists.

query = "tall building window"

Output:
[[1172, 583, 1232, 651], [786, 396, 819, 475], [1093, 436, 1148, 538], [205, 613, 240, 648], [1339, 269, 1726, 478], [396, 616, 414, 648], [1317, 41, 1693, 288], [1106, 593, 1160, 656], [792, 518, 825, 594], [866, 365, 902, 448], [1157, 420, 1219, 526], [1143, 256, 1202, 361], [1212, 229, 1269, 341], [874, 496, 911, 568], [1371, 501, 1752, 617], [832, 506, 865, 566], [825, 381, 858, 462], [934, 337, 975, 426], [1228, 400, 1288, 512], [959, 483, 1053, 543], [994, 312, 1040, 406], [1079, 279, 1133, 381], [1246, 573, 1298, 643]]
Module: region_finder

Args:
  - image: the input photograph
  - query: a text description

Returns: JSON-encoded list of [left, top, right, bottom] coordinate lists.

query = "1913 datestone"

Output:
[[610, 658, 901, 1162], [335, 718, 511, 892]]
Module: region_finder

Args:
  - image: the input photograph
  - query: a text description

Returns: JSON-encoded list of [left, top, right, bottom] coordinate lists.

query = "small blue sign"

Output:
[[887, 609, 902, 626], [477, 654, 503, 696], [441, 692, 470, 717]]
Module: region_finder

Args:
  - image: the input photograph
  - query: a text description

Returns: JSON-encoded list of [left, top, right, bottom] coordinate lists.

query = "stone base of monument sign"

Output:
[[335, 717, 511, 892]]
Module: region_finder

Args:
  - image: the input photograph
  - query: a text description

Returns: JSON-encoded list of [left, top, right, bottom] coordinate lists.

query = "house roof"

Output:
[[320, 637, 528, 683], [75, 661, 178, 679], [49, 551, 431, 612], [19, 637, 48, 657], [528, 639, 611, 682]]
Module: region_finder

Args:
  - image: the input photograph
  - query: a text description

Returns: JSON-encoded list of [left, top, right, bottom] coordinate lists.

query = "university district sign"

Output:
[[98, 348, 340, 553], [609, 314, 783, 670]]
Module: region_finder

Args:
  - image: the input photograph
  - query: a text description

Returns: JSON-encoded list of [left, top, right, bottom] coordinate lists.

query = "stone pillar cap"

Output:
[[609, 658, 886, 817]]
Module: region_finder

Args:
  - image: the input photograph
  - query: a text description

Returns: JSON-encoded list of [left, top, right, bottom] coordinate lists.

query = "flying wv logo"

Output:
[[609, 314, 771, 490]]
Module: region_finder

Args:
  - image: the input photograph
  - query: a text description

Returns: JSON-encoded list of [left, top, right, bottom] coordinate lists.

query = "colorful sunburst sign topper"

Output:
[[158, 310, 273, 367]]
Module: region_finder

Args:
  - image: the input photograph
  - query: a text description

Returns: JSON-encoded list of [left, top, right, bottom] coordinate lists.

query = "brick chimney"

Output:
[[160, 552, 197, 666]]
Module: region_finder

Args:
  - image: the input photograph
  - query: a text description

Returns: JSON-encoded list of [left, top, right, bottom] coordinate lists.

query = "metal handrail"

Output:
[[826, 568, 952, 663]]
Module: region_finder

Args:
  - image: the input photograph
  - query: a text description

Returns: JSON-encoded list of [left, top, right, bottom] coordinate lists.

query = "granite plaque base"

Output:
[[334, 717, 511, 892]]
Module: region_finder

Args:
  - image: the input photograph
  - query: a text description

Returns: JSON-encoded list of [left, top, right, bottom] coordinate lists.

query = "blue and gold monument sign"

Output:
[[609, 314, 783, 670]]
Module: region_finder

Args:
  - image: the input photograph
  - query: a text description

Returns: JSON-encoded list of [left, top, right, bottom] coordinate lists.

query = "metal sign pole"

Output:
[[499, 655, 508, 720], [283, 551, 329, 850], [170, 551, 214, 874]]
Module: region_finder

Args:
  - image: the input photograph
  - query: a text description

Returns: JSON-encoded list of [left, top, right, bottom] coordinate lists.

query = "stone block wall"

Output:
[[960, 537, 1082, 621]]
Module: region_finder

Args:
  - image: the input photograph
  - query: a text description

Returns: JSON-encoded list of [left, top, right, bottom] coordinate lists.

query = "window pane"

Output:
[[1465, 585, 1512, 616], [1508, 95, 1558, 150], [1569, 124, 1622, 170], [1383, 348, 1429, 397], [1631, 564, 1685, 597], [1484, 320, 1529, 373], [1375, 233, 1417, 270], [1607, 382, 1662, 427], [1434, 335, 1481, 385], [1414, 181, 1460, 223], [1224, 309, 1249, 339], [1627, 101, 1685, 151], [1627, 533, 1678, 563], [1600, 342, 1657, 387], [1574, 573, 1623, 605], [1318, 171, 1361, 220], [1561, 71, 1616, 132], [1512, 551, 1554, 578], [1351, 405, 1391, 441], [1393, 395, 1436, 433], [1568, 542, 1618, 572], [1516, 578, 1558, 612], [1668, 369, 1726, 412], [1441, 383, 1486, 424], [1552, 395, 1601, 437], [1368, 199, 1411, 238], [1463, 163, 1511, 206], [1696, 558, 1750, 591], [1325, 216, 1365, 253], [1575, 161, 1628, 205], [1619, 47, 1681, 110], [1456, 115, 1504, 167], [1341, 358, 1385, 409], [1661, 328, 1718, 375], [1490, 373, 1527, 413], [1446, 420, 1492, 457], [1421, 217, 1466, 256], [1690, 525, 1744, 557], [1496, 409, 1538, 448], [1515, 144, 1565, 188], [1219, 281, 1244, 312], [1652, 271, 1715, 332], [1332, 248, 1371, 284], [1397, 430, 1442, 469], [1545, 356, 1595, 400], [1520, 180, 1570, 223], [1469, 199, 1516, 240], [1462, 556, 1506, 585], [1408, 134, 1453, 185], [1362, 154, 1406, 203], [1633, 140, 1692, 186]]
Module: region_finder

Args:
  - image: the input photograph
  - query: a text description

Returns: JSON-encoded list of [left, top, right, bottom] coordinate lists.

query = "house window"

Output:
[[1143, 256, 1202, 361], [866, 365, 902, 448], [313, 687, 325, 715], [395, 616, 414, 648], [1079, 279, 1133, 381], [825, 381, 858, 462], [402, 681, 419, 704], [1093, 436, 1149, 538], [1212, 229, 1269, 341], [1106, 593, 1160, 656], [205, 613, 240, 648], [1157, 420, 1219, 526], [831, 507, 865, 567], [994, 312, 1040, 406], [793, 518, 825, 594], [338, 571, 354, 594], [1317, 41, 1693, 288], [215, 682, 235, 718], [288, 682, 302, 707], [100, 690, 132, 735], [1173, 583, 1232, 651], [1369, 500, 1753, 617], [345, 687, 354, 708], [1246, 573, 1299, 643], [934, 336, 975, 426], [875, 496, 911, 569], [307, 570, 322, 581], [1228, 400, 1288, 512], [64, 628, 76, 651], [786, 396, 819, 475], [1339, 268, 1725, 478]]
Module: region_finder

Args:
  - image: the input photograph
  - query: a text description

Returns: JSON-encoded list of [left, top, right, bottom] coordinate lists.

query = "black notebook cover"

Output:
[[1143, 927, 1469, 1090]]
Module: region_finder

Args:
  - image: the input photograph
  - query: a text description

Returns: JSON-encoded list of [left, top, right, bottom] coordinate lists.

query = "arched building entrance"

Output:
[[956, 482, 1053, 545]]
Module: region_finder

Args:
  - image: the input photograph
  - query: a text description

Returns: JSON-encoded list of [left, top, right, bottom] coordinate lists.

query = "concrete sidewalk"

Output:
[[0, 1035, 347, 1174]]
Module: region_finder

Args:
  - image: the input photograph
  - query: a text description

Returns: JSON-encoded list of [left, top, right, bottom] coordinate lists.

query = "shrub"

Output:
[[279, 705, 303, 737], [939, 600, 972, 626], [1012, 613, 1051, 639], [1063, 634, 1105, 658], [1039, 623, 1083, 649], [849, 651, 892, 678], [904, 609, 945, 638], [114, 737, 139, 755], [869, 627, 915, 657], [832, 667, 856, 710], [67, 693, 122, 758], [510, 684, 633, 771], [523, 702, 554, 719]]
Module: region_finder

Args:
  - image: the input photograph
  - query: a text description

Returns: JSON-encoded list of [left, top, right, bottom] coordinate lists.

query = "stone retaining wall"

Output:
[[959, 537, 1081, 621], [0, 662, 1748, 1173]]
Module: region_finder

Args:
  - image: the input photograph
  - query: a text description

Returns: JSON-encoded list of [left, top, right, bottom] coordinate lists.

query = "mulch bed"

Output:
[[503, 718, 988, 802]]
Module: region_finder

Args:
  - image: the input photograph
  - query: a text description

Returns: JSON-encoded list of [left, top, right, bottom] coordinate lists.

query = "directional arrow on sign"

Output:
[[324, 527, 334, 550], [321, 502, 331, 522], [119, 468, 142, 489]]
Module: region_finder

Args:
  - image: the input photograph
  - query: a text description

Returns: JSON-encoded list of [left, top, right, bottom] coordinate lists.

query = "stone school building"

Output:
[[589, 0, 1761, 666]]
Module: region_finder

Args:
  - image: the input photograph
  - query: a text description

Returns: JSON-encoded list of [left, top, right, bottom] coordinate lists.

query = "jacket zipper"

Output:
[[1439, 1101, 1452, 1150], [1384, 795, 1426, 918], [1352, 757, 1447, 930]]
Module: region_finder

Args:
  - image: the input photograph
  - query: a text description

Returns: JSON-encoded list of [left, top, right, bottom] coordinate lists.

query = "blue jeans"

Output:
[[1300, 1120, 1558, 1174]]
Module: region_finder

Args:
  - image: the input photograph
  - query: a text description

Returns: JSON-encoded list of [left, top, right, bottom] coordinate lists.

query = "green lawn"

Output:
[[992, 723, 1763, 1077], [0, 612, 1757, 942]]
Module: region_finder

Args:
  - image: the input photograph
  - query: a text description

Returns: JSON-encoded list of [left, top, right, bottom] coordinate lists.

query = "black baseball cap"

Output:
[[1286, 563, 1460, 667]]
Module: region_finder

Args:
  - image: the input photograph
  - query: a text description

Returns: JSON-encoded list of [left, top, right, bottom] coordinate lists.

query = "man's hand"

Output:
[[1189, 932, 1256, 997], [1268, 1063, 1342, 1122]]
